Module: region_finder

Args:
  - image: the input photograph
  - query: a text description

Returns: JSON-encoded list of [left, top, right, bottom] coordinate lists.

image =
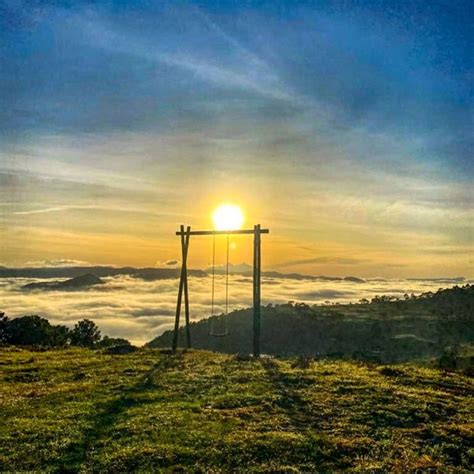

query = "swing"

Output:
[[172, 224, 268, 356], [209, 234, 230, 337]]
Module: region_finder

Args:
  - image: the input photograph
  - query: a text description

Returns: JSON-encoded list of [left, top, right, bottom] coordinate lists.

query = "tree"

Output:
[[6, 315, 55, 346], [70, 319, 101, 347], [0, 312, 10, 343], [49, 325, 71, 347]]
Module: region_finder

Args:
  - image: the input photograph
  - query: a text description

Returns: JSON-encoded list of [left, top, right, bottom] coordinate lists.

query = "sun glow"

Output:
[[212, 204, 244, 231]]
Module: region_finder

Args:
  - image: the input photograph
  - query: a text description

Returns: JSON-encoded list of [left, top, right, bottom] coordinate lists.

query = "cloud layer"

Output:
[[1, 275, 468, 346]]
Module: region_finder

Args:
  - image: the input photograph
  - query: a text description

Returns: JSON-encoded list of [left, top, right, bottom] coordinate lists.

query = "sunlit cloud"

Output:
[[14, 205, 97, 215], [274, 257, 365, 268], [24, 259, 92, 268], [1, 274, 469, 346], [156, 260, 181, 268]]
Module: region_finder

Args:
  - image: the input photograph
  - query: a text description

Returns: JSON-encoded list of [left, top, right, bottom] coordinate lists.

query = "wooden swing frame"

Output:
[[172, 224, 269, 357]]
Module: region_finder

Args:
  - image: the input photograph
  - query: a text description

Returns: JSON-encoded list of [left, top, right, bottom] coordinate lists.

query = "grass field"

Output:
[[1, 347, 473, 472]]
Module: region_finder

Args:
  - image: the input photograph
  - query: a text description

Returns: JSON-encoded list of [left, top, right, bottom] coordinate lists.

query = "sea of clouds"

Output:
[[1, 275, 470, 346]]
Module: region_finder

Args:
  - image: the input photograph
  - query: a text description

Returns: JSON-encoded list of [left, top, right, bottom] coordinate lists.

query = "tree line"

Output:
[[0, 313, 131, 349]]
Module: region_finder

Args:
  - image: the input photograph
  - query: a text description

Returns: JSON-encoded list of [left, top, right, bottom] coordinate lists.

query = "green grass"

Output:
[[1, 347, 473, 472]]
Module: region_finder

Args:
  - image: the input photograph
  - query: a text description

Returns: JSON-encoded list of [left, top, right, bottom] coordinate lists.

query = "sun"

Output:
[[212, 204, 244, 231]]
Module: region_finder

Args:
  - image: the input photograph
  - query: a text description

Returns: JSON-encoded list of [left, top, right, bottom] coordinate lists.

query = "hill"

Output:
[[22, 274, 105, 291], [0, 264, 394, 283], [0, 266, 206, 280], [0, 347, 472, 472], [150, 285, 474, 363]]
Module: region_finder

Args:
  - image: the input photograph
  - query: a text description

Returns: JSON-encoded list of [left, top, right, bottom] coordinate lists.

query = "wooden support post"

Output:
[[172, 225, 190, 352], [253, 224, 261, 357], [183, 227, 191, 348]]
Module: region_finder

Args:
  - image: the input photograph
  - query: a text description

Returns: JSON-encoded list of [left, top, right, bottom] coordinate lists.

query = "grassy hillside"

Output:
[[1, 347, 473, 472], [150, 285, 474, 363]]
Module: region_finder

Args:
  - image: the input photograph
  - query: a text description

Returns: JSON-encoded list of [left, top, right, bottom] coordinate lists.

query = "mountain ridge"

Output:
[[22, 274, 105, 291], [0, 266, 467, 284]]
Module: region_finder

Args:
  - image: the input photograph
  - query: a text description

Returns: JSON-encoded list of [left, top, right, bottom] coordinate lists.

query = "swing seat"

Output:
[[208, 317, 230, 337], [209, 331, 230, 337]]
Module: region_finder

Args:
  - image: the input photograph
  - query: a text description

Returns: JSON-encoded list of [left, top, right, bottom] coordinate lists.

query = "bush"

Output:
[[379, 366, 405, 377], [233, 353, 253, 362], [104, 344, 137, 355], [97, 336, 132, 349], [437, 346, 459, 371], [291, 356, 312, 369]]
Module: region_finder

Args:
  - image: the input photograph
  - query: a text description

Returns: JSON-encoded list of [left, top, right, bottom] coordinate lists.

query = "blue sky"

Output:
[[0, 0, 472, 276]]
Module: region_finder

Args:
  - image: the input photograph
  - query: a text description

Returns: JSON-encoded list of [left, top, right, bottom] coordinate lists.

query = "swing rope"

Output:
[[211, 234, 215, 318], [209, 233, 230, 337], [225, 234, 229, 316]]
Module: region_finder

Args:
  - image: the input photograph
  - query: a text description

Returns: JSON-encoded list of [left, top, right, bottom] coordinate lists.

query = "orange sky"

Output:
[[1, 3, 472, 278]]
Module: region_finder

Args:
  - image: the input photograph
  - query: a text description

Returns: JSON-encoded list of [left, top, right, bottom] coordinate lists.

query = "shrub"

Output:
[[234, 353, 253, 362], [291, 356, 312, 369], [379, 366, 405, 377], [104, 344, 137, 355], [97, 336, 132, 349], [437, 346, 459, 371]]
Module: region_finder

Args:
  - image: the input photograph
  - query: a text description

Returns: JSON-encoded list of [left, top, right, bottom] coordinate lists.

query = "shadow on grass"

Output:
[[259, 358, 355, 470], [53, 352, 184, 473], [260, 357, 314, 431]]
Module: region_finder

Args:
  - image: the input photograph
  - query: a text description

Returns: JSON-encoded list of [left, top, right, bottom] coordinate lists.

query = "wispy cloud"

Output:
[[24, 259, 92, 268], [156, 260, 180, 268], [75, 7, 300, 106], [275, 257, 365, 268], [11, 203, 183, 219], [13, 205, 96, 215]]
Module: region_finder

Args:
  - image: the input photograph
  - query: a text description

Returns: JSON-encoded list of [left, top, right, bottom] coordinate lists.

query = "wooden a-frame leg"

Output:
[[253, 224, 261, 357], [172, 225, 190, 352], [183, 227, 191, 348]]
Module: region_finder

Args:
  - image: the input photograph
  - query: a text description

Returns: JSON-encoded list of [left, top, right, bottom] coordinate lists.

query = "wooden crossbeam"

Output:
[[176, 229, 269, 236]]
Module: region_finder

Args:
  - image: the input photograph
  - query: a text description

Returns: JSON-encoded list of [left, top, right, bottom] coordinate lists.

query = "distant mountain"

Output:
[[261, 272, 368, 282], [407, 277, 465, 283], [1, 266, 132, 279], [22, 274, 105, 291], [0, 266, 206, 280], [133, 268, 207, 281], [0, 265, 367, 282], [1, 264, 468, 286], [344, 276, 365, 283], [211, 263, 254, 274]]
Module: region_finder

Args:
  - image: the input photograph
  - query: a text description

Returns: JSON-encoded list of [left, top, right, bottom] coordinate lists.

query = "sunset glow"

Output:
[[212, 204, 244, 231], [0, 1, 471, 279]]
